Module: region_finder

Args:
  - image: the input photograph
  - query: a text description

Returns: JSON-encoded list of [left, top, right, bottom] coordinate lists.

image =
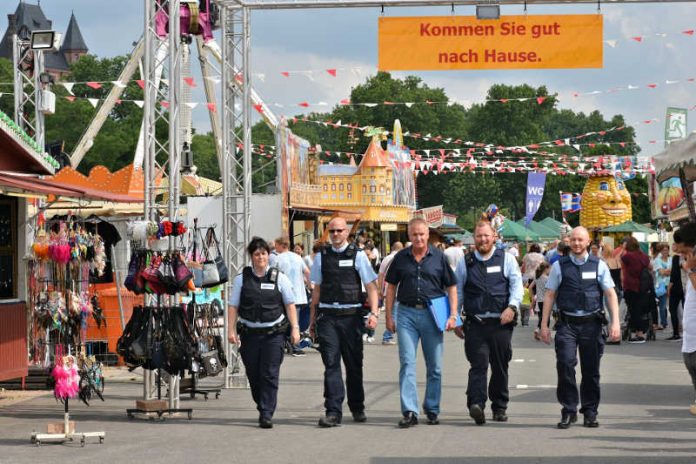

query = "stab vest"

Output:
[[238, 267, 284, 323], [556, 255, 602, 315], [319, 244, 363, 304], [463, 249, 510, 316]]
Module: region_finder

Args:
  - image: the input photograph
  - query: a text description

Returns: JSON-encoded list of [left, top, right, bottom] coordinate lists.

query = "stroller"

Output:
[[621, 268, 657, 342]]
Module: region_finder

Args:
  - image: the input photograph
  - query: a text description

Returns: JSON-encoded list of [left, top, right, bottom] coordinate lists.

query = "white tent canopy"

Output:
[[653, 132, 696, 183]]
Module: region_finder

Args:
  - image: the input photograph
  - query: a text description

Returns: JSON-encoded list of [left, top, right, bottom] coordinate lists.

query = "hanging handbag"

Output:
[[201, 228, 228, 288], [200, 349, 223, 376]]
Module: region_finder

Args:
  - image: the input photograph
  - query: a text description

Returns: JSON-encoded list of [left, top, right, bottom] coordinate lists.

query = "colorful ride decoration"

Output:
[[656, 177, 686, 215], [579, 175, 632, 229]]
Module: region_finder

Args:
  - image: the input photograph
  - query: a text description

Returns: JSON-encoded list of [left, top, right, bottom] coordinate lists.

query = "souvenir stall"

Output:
[[652, 132, 696, 223]]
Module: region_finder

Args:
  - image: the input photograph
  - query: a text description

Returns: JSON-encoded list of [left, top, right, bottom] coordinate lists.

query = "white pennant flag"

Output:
[[161, 79, 169, 87], [572, 144, 581, 152], [628, 85, 639, 90], [605, 40, 617, 48], [62, 82, 75, 95], [112, 80, 126, 88], [205, 76, 221, 84], [665, 80, 679, 85], [185, 102, 199, 109], [133, 100, 144, 108], [256, 73, 266, 82], [88, 98, 99, 108], [304, 71, 315, 81], [364, 103, 378, 107], [317, 101, 328, 106], [351, 67, 361, 76], [405, 103, 414, 108]]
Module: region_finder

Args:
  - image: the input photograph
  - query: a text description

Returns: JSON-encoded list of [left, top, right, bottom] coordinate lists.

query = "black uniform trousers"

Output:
[[669, 291, 684, 336], [554, 318, 604, 417], [464, 320, 513, 413], [239, 330, 285, 420], [317, 313, 364, 419]]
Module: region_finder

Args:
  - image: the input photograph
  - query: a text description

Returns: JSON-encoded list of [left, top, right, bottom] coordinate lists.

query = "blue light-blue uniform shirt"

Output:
[[228, 266, 296, 328], [310, 243, 378, 309], [545, 253, 614, 314], [455, 250, 524, 316]]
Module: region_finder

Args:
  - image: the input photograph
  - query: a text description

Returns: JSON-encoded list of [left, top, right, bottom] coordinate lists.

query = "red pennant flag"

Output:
[[599, 131, 606, 135], [384, 101, 395, 105], [326, 69, 337, 77], [588, 143, 595, 148], [554, 140, 564, 146], [136, 80, 145, 89], [647, 83, 657, 88], [426, 100, 434, 105], [207, 102, 217, 113], [253, 104, 264, 114], [528, 144, 539, 149], [183, 77, 196, 87], [340, 99, 351, 105], [536, 96, 546, 105], [115, 99, 122, 104], [649, 140, 657, 144], [298, 102, 310, 108], [632, 36, 643, 42], [619, 142, 625, 147], [683, 29, 695, 35], [644, 120, 653, 124], [86, 82, 102, 89], [689, 78, 696, 82], [281, 71, 290, 78], [500, 99, 509, 103], [65, 96, 76, 102], [292, 117, 297, 123], [161, 101, 170, 109]]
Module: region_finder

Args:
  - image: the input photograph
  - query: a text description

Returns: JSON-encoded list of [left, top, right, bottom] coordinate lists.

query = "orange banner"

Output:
[[378, 15, 603, 71]]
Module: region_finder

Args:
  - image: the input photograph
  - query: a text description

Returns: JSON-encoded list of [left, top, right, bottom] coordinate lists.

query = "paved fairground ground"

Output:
[[1, 318, 695, 464]]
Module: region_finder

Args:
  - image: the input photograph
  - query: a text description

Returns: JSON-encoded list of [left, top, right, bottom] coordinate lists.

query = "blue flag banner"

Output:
[[524, 172, 546, 226], [560, 192, 583, 213]]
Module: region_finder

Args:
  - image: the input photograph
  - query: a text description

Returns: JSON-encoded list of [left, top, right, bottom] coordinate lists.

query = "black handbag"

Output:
[[200, 349, 223, 376]]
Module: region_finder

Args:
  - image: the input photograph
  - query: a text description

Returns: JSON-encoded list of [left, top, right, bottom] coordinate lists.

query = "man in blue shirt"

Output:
[[455, 220, 523, 425], [385, 218, 458, 428], [540, 226, 620, 429], [309, 217, 379, 427]]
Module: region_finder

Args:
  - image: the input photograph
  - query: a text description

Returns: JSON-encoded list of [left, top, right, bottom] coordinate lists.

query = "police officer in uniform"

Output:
[[455, 220, 523, 425], [228, 237, 300, 429], [309, 217, 379, 427], [540, 226, 620, 429]]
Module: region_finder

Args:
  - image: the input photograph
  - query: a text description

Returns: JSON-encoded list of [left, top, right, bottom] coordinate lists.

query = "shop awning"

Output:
[[0, 173, 144, 203], [0, 116, 56, 175]]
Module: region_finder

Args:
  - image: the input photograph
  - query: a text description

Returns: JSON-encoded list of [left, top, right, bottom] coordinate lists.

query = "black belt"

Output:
[[318, 308, 362, 317], [559, 312, 601, 323], [466, 315, 501, 326], [399, 301, 428, 309], [238, 320, 288, 335]]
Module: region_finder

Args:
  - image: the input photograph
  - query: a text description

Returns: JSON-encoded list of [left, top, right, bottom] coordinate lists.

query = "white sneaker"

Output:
[[366, 336, 375, 344], [362, 333, 368, 342]]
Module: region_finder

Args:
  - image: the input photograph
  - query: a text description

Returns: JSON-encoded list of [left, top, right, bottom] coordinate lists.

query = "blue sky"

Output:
[[5, 1, 696, 159]]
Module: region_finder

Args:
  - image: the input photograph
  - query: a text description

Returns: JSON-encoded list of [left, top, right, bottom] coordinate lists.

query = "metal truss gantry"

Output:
[[13, 35, 45, 150]]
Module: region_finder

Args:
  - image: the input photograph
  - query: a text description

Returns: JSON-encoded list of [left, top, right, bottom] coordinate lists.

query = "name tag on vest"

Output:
[[339, 259, 353, 267], [487, 266, 501, 274], [260, 283, 275, 290], [582, 272, 597, 280]]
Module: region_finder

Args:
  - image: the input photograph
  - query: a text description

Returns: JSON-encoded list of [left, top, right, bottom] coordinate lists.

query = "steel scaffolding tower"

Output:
[[12, 35, 45, 150]]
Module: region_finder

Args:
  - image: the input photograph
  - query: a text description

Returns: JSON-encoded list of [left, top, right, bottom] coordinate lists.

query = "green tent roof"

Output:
[[601, 221, 656, 234], [500, 219, 540, 242], [539, 217, 564, 233], [515, 219, 560, 241]]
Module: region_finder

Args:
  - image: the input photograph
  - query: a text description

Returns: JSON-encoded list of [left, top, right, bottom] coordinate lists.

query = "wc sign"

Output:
[[525, 172, 547, 226]]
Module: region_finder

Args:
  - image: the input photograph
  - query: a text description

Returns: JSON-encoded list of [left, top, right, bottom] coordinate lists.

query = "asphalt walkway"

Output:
[[1, 320, 695, 464]]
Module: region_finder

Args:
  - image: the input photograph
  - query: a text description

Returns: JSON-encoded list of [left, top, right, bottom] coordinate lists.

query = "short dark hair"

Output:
[[674, 222, 696, 247], [247, 236, 270, 256], [529, 243, 541, 253], [557, 244, 570, 256]]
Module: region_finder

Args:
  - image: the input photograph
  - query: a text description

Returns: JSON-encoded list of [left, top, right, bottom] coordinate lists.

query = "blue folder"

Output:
[[427, 295, 462, 332]]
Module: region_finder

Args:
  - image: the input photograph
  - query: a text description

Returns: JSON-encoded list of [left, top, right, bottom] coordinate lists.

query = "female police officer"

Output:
[[228, 237, 300, 428]]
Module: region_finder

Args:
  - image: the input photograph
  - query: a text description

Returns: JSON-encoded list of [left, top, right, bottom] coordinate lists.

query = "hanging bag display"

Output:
[[201, 228, 228, 288]]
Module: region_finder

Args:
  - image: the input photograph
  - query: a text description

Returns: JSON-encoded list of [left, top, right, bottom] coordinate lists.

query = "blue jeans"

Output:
[[397, 305, 443, 416], [657, 294, 668, 327], [383, 304, 398, 342]]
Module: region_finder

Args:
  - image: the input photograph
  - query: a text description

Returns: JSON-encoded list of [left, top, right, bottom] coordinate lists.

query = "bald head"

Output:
[[569, 226, 591, 257]]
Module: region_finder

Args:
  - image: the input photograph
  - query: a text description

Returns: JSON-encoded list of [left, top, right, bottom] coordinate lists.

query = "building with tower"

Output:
[[0, 2, 88, 80]]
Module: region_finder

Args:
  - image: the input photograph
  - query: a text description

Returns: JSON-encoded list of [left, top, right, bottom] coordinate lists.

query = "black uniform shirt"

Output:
[[385, 245, 456, 305]]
